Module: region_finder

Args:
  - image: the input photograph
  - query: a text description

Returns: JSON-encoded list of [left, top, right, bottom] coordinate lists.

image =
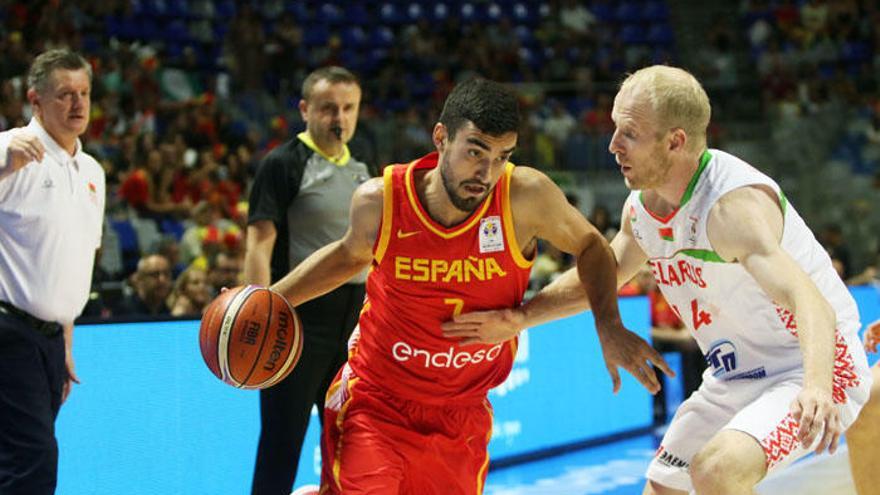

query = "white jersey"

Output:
[[628, 149, 861, 383]]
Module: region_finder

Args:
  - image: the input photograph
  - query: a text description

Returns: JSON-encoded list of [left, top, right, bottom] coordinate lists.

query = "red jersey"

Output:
[[349, 152, 533, 404]]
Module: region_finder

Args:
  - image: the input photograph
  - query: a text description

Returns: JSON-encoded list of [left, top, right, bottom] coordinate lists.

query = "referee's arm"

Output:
[[243, 220, 277, 287]]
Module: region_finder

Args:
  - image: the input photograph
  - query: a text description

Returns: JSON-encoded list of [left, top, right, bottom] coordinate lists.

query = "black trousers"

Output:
[[0, 312, 66, 495], [251, 283, 365, 495]]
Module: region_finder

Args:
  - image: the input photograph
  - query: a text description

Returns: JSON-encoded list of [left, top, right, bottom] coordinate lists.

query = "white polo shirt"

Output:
[[0, 118, 105, 325]]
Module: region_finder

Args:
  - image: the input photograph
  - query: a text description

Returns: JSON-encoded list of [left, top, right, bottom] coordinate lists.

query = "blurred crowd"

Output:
[[0, 0, 877, 321]]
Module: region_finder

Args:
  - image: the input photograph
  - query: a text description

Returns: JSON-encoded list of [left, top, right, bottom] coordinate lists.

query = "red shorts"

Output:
[[320, 365, 493, 495]]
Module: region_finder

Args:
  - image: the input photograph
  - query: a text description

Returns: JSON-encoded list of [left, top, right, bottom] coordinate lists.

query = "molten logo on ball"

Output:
[[264, 311, 291, 371], [199, 285, 303, 389]]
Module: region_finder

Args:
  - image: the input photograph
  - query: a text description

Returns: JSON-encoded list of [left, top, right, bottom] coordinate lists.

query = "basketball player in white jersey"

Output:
[[441, 65, 873, 494]]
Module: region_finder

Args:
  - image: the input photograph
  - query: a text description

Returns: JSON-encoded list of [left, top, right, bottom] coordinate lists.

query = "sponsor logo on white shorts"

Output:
[[655, 445, 689, 469], [392, 341, 504, 369]]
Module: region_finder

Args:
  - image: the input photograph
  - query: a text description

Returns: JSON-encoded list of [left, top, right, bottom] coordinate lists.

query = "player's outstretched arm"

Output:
[[708, 185, 840, 455], [444, 170, 671, 393], [271, 177, 382, 308]]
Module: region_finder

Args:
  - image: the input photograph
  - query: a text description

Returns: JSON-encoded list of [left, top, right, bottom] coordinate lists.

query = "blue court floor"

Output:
[[486, 435, 657, 495]]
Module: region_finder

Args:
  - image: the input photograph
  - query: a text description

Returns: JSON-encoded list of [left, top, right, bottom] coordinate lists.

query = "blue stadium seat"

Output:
[[303, 26, 330, 47], [370, 26, 395, 48], [591, 1, 615, 22], [642, 1, 669, 22], [459, 2, 486, 23], [405, 3, 425, 23], [621, 24, 646, 44], [111, 219, 139, 255], [160, 218, 186, 241], [615, 2, 641, 23], [646, 23, 674, 46], [318, 3, 344, 25], [379, 2, 406, 25], [167, 0, 189, 19], [485, 2, 504, 22], [164, 20, 191, 43], [341, 26, 367, 48], [215, 0, 235, 19], [430, 2, 450, 22], [345, 3, 370, 26], [510, 2, 539, 26]]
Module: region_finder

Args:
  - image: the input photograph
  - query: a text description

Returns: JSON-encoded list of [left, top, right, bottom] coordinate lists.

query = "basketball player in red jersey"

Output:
[[272, 78, 671, 494]]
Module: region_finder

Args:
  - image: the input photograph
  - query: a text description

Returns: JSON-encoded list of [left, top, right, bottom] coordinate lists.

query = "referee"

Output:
[[0, 49, 105, 494], [244, 66, 375, 495]]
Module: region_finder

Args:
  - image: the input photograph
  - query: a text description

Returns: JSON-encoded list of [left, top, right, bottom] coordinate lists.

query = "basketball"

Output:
[[199, 285, 303, 389]]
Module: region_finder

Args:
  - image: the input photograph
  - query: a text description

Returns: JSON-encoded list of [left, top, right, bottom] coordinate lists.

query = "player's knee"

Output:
[[690, 444, 728, 492], [690, 440, 761, 492]]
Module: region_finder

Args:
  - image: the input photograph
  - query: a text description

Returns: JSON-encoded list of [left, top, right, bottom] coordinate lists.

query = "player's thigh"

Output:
[[321, 376, 407, 494]]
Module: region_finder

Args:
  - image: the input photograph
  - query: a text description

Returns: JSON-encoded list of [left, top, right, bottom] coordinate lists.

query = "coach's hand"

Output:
[[441, 308, 525, 345], [5, 129, 44, 173], [62, 345, 80, 405], [790, 386, 841, 455], [597, 323, 674, 395]]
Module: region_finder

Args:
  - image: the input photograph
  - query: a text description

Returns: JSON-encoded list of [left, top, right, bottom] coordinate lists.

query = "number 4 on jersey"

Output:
[[671, 299, 713, 331]]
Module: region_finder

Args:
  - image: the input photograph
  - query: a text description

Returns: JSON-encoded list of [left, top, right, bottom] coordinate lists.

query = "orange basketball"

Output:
[[199, 285, 303, 389]]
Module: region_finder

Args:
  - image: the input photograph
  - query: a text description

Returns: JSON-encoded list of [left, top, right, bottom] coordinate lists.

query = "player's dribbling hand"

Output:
[[864, 319, 880, 354], [596, 323, 674, 395], [441, 308, 525, 345], [5, 129, 44, 173], [790, 386, 841, 455]]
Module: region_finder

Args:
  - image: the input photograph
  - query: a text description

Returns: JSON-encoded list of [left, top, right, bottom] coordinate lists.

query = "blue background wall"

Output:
[[55, 289, 879, 494]]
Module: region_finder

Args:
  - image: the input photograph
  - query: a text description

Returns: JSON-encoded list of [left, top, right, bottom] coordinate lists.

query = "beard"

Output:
[[440, 155, 490, 213], [624, 148, 674, 190]]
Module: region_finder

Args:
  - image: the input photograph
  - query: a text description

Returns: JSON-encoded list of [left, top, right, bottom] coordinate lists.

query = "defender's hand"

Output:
[[597, 324, 674, 395]]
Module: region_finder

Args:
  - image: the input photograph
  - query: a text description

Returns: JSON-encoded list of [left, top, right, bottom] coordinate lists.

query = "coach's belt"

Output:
[[0, 301, 63, 337]]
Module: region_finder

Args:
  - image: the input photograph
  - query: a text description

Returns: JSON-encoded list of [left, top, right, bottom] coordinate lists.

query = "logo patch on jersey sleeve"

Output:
[[479, 216, 505, 253]]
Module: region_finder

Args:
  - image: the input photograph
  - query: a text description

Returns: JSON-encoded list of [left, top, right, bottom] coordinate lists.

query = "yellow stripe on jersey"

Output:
[[332, 376, 360, 491], [374, 167, 395, 264], [404, 160, 494, 239], [476, 399, 494, 495], [501, 163, 534, 269]]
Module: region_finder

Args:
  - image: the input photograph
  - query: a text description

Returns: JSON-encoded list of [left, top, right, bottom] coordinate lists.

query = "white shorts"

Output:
[[646, 332, 872, 492]]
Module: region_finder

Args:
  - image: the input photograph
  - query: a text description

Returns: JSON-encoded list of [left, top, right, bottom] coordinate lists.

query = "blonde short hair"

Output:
[[619, 65, 711, 152]]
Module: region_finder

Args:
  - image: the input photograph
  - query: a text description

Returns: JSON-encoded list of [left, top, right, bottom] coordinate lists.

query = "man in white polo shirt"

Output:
[[0, 48, 104, 494]]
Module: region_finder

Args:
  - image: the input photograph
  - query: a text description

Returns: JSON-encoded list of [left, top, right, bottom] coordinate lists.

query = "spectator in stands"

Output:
[[819, 223, 852, 280], [155, 234, 185, 278], [167, 266, 211, 317], [208, 250, 243, 295], [180, 200, 219, 265], [589, 204, 619, 240], [113, 254, 172, 316]]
